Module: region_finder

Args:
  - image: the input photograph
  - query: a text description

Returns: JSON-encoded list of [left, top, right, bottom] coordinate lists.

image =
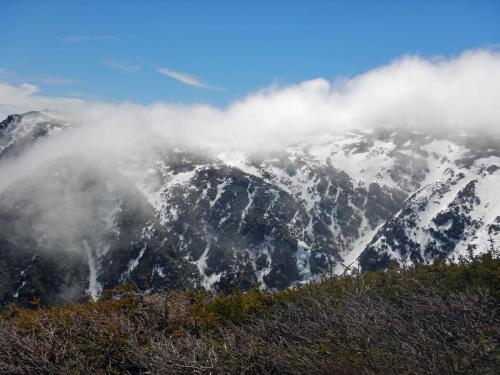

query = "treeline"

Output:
[[0, 252, 498, 374]]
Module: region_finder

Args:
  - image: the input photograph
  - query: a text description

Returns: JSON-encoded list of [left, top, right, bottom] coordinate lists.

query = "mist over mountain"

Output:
[[0, 50, 499, 306]]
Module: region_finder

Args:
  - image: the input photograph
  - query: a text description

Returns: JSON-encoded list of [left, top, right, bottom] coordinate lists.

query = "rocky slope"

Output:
[[0, 111, 498, 306]]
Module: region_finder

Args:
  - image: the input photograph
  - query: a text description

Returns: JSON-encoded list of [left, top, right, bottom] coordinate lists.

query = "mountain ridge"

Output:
[[0, 111, 498, 306]]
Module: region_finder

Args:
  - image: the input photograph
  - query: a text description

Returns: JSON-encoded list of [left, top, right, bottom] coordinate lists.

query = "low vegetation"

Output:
[[0, 252, 499, 374]]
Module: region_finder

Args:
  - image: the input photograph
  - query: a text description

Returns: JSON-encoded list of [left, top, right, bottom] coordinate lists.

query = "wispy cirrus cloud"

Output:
[[157, 67, 220, 89], [37, 77, 78, 85], [58, 35, 118, 43], [103, 59, 141, 73]]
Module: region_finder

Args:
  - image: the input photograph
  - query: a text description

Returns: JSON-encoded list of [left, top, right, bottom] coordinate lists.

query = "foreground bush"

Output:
[[0, 253, 498, 374]]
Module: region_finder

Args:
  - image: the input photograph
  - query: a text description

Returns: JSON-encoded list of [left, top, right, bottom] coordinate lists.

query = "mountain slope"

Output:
[[0, 111, 498, 306], [361, 159, 500, 270]]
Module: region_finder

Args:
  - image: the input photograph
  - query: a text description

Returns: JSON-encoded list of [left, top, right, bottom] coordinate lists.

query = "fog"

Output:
[[1, 48, 500, 192], [0, 49, 500, 299]]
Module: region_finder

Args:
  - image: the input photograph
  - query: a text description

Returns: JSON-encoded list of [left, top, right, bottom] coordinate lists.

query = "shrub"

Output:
[[0, 253, 498, 374]]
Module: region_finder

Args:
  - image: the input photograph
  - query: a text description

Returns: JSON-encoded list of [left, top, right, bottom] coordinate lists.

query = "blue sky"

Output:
[[1, 0, 499, 106]]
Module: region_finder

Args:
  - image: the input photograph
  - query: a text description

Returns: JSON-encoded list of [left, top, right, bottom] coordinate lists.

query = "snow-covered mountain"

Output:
[[0, 111, 498, 306]]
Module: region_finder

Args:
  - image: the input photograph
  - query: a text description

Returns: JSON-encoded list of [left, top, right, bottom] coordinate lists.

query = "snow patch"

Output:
[[296, 241, 312, 280], [210, 179, 229, 208], [121, 244, 147, 281], [82, 240, 103, 301]]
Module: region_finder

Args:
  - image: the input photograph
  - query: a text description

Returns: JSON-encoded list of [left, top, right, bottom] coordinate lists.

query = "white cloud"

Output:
[[0, 83, 83, 118], [58, 35, 118, 43], [157, 67, 219, 89], [1, 47, 500, 200], [1, 49, 500, 149], [103, 59, 141, 73]]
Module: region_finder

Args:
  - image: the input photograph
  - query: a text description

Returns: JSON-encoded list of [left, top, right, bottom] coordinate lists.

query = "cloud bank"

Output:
[[0, 48, 499, 242], [1, 49, 500, 157]]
